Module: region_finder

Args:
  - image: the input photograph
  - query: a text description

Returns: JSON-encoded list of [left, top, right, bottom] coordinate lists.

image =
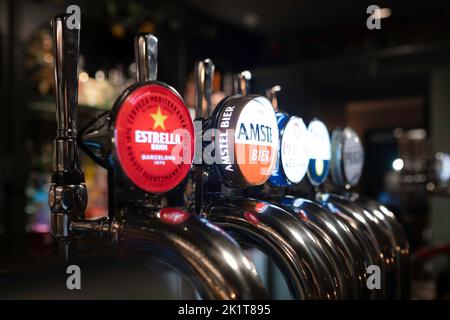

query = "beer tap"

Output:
[[48, 14, 87, 264], [320, 127, 410, 299], [48, 14, 267, 299], [197, 67, 343, 299], [298, 119, 393, 299], [256, 85, 369, 299]]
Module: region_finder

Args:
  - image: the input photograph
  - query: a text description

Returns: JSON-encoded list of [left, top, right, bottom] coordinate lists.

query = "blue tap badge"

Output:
[[307, 119, 331, 186], [269, 112, 290, 187]]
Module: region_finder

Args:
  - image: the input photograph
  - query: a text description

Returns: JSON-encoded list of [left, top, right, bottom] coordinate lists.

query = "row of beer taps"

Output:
[[48, 13, 410, 299]]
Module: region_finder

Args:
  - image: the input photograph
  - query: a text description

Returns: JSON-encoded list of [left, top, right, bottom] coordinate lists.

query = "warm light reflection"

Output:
[[79, 72, 89, 83], [374, 7, 392, 19]]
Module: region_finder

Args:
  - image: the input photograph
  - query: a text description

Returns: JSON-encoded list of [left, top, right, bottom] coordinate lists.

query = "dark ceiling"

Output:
[[188, 0, 450, 34]]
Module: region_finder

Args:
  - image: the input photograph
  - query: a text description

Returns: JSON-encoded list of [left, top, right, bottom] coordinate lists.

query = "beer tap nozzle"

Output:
[[48, 14, 87, 263]]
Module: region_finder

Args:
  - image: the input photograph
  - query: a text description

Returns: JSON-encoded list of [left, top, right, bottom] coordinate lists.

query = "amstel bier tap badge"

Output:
[[114, 84, 194, 193], [214, 95, 279, 187], [307, 119, 331, 186]]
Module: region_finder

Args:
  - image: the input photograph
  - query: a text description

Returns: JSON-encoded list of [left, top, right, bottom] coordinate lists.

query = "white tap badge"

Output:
[[280, 116, 310, 183], [342, 127, 364, 186], [307, 119, 331, 186]]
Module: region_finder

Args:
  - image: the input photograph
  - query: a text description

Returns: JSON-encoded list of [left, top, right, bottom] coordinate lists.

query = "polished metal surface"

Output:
[[134, 34, 158, 82], [50, 14, 83, 176], [196, 59, 215, 118], [261, 195, 371, 299], [112, 207, 268, 300], [317, 192, 394, 299], [49, 184, 87, 238], [52, 15, 79, 151], [324, 125, 408, 298], [202, 194, 343, 299], [46, 16, 270, 300], [352, 194, 410, 299], [49, 14, 87, 254]]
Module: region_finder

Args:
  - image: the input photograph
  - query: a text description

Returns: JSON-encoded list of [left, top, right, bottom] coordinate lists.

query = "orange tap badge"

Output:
[[215, 96, 279, 187], [114, 84, 194, 193]]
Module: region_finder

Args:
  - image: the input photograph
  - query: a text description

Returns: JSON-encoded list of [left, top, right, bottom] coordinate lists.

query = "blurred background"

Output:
[[0, 0, 450, 299]]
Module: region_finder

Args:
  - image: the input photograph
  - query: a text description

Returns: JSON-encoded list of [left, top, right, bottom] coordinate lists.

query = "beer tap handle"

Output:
[[195, 59, 215, 118], [234, 70, 252, 95], [49, 14, 87, 263], [194, 59, 215, 214], [266, 85, 281, 112], [134, 34, 158, 82], [51, 14, 82, 179]]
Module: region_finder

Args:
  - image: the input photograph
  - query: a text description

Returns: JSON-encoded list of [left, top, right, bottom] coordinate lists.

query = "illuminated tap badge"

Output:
[[114, 84, 194, 193], [342, 127, 364, 186], [307, 119, 331, 186], [280, 116, 310, 184], [216, 96, 279, 187]]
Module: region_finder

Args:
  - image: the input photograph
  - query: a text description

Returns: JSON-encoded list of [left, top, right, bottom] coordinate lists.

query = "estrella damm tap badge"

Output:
[[307, 119, 331, 186], [114, 84, 194, 193], [215, 95, 279, 187]]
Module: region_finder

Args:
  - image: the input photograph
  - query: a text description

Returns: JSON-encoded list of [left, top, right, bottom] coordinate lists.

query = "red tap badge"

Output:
[[114, 84, 194, 193]]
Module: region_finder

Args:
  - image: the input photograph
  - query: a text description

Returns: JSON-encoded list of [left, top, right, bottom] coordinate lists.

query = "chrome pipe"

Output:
[[317, 192, 396, 299], [261, 195, 372, 299], [352, 195, 410, 299], [113, 209, 268, 299], [203, 195, 343, 299]]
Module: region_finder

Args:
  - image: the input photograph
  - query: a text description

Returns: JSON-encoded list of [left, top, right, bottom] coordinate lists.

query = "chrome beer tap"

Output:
[[257, 85, 368, 299], [197, 66, 343, 299], [48, 14, 87, 264], [300, 119, 390, 299], [48, 14, 267, 299], [322, 127, 410, 299]]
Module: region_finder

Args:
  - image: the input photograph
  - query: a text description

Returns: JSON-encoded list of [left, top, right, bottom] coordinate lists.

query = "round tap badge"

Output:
[[435, 152, 450, 184], [215, 95, 279, 187], [114, 83, 194, 193], [269, 114, 310, 186], [307, 119, 331, 186], [331, 127, 364, 187], [342, 127, 364, 186]]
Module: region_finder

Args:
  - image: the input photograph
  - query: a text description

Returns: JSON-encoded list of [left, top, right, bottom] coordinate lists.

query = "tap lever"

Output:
[[51, 13, 84, 184], [266, 85, 281, 112], [233, 70, 252, 95], [194, 59, 215, 214], [49, 14, 87, 258], [195, 59, 215, 118], [134, 34, 158, 82]]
